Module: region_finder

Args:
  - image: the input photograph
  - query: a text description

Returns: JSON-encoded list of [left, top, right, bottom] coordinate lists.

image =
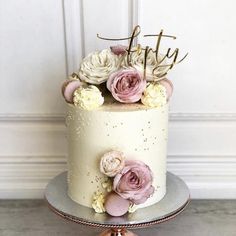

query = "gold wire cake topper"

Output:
[[97, 25, 188, 80]]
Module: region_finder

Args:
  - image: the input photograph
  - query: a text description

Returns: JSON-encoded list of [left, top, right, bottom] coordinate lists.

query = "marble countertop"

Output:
[[0, 200, 235, 236]]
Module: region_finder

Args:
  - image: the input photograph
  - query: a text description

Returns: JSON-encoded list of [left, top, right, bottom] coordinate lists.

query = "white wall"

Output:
[[0, 0, 236, 199]]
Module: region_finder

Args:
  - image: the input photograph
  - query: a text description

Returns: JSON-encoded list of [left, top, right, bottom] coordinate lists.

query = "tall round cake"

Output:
[[67, 102, 168, 209], [61, 26, 184, 216]]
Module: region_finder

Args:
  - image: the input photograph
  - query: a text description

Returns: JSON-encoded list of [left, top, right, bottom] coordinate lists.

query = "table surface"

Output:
[[0, 200, 235, 236]]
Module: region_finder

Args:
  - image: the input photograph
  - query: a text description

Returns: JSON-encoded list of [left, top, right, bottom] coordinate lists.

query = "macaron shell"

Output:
[[104, 193, 130, 217], [61, 79, 74, 97], [62, 80, 81, 103], [159, 78, 174, 100]]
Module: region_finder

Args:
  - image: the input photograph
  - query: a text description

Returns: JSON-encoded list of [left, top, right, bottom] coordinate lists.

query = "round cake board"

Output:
[[45, 172, 190, 236]]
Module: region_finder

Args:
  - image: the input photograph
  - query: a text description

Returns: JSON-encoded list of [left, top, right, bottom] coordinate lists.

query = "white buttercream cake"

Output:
[[67, 101, 168, 210], [61, 25, 185, 217]]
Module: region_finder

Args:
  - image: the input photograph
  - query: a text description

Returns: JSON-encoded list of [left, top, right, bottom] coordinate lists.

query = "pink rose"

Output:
[[107, 68, 146, 103], [110, 45, 127, 56], [113, 160, 154, 205]]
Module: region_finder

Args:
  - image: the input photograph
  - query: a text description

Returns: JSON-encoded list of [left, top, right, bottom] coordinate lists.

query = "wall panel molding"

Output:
[[128, 0, 140, 33], [63, 0, 84, 74], [0, 154, 235, 199]]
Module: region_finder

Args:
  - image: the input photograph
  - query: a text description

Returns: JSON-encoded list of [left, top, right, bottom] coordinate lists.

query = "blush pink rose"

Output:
[[113, 160, 155, 205], [110, 45, 127, 56], [107, 68, 146, 103]]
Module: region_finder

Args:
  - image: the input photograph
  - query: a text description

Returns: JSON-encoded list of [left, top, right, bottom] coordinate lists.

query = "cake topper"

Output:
[[61, 25, 186, 109], [97, 25, 188, 81]]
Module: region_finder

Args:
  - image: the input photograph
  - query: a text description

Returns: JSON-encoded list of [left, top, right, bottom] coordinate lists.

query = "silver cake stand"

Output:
[[45, 172, 190, 236]]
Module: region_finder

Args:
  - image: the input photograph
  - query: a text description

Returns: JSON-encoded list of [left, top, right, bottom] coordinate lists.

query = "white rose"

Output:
[[141, 82, 167, 107], [100, 150, 125, 177], [73, 85, 104, 110], [78, 49, 120, 84], [122, 47, 167, 81]]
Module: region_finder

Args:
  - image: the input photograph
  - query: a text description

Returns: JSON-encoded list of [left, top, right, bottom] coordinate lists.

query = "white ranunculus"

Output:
[[78, 49, 121, 84], [73, 85, 104, 110], [141, 82, 167, 107]]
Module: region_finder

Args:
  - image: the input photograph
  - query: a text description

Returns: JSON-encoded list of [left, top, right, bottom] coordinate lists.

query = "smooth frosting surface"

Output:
[[67, 102, 168, 209]]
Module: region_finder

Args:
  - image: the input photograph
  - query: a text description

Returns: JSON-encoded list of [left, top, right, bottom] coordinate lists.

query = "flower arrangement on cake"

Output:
[[62, 25, 187, 110], [92, 150, 155, 216]]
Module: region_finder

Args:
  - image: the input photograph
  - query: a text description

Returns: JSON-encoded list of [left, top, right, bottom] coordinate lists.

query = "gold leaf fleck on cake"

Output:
[[101, 178, 112, 193]]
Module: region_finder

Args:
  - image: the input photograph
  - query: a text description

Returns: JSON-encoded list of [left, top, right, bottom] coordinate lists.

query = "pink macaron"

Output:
[[159, 78, 174, 100], [104, 193, 130, 217], [61, 79, 82, 104]]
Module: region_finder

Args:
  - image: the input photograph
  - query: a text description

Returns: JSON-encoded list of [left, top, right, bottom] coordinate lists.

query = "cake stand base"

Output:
[[45, 172, 190, 236], [99, 229, 137, 236]]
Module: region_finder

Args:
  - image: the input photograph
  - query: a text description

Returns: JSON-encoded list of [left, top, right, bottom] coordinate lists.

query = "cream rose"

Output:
[[73, 85, 104, 110], [122, 48, 167, 81], [100, 151, 125, 177], [78, 49, 120, 84], [141, 82, 167, 107]]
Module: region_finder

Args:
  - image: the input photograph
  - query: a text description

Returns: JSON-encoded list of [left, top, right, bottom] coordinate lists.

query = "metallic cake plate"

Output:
[[45, 171, 190, 230]]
